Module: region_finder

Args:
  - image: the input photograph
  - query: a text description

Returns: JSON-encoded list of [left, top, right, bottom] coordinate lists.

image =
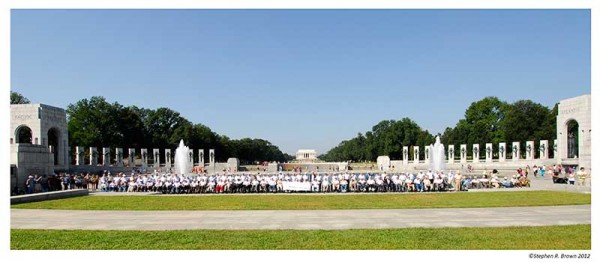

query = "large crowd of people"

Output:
[[16, 164, 589, 195], [24, 170, 524, 195]]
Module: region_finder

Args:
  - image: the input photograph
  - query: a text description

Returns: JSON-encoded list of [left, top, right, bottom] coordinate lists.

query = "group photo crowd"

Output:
[[17, 164, 590, 195]]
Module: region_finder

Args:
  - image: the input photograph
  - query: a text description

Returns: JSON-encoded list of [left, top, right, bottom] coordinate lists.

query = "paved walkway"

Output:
[[11, 205, 590, 230]]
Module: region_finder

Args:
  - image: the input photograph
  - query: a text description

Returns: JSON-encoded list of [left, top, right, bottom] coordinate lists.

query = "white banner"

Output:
[[282, 181, 311, 191]]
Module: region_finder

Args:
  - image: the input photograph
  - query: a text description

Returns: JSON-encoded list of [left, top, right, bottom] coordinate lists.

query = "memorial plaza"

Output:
[[10, 94, 592, 250]]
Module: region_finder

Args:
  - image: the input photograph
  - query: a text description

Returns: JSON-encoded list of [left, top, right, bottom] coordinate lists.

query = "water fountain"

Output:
[[429, 136, 446, 171], [174, 139, 192, 175]]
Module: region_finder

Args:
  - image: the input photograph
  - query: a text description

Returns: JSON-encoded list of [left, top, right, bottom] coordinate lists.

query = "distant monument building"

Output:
[[10, 104, 69, 191], [296, 149, 318, 163]]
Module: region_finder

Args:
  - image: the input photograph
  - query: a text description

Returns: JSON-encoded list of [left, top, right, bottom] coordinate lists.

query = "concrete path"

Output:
[[11, 205, 590, 231]]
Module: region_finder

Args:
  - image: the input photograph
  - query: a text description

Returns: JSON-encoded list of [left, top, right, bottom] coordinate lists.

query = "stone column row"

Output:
[[73, 147, 217, 167], [397, 139, 553, 164]]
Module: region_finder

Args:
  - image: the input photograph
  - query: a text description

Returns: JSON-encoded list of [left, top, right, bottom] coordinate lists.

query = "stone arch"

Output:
[[47, 127, 61, 165], [15, 125, 33, 144]]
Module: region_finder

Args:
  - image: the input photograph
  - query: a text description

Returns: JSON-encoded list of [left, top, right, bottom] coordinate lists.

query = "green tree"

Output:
[[503, 100, 555, 157], [144, 108, 191, 149], [320, 118, 434, 162], [116, 106, 146, 148], [67, 97, 124, 148], [10, 91, 30, 104]]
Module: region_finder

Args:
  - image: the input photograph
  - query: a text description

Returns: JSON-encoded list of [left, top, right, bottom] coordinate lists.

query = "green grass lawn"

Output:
[[11, 225, 590, 250], [11, 191, 590, 210]]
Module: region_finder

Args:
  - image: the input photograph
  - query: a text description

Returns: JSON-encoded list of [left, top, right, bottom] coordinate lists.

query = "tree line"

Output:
[[66, 96, 294, 164], [320, 96, 557, 162], [11, 91, 558, 163], [11, 92, 292, 164]]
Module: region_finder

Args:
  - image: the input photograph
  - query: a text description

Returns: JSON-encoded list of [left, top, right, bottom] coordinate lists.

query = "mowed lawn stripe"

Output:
[[11, 191, 590, 210], [11, 225, 591, 250]]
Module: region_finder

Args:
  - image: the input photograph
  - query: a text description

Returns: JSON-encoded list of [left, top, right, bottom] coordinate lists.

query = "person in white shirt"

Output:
[[331, 177, 340, 192], [470, 176, 481, 189], [577, 167, 588, 186], [99, 175, 107, 192], [206, 178, 215, 193], [172, 180, 181, 194], [490, 175, 500, 189], [358, 174, 366, 192], [155, 180, 163, 193], [190, 180, 198, 193], [397, 173, 406, 192], [242, 177, 251, 193], [422, 177, 432, 192], [276, 178, 283, 193], [321, 177, 330, 192], [311, 179, 320, 192], [413, 176, 422, 192], [113, 176, 121, 190], [349, 177, 357, 192], [260, 178, 268, 193], [267, 176, 276, 193], [426, 170, 434, 184], [339, 178, 348, 193], [367, 176, 376, 192], [181, 179, 190, 193], [164, 180, 172, 193], [127, 179, 136, 192], [511, 175, 523, 187], [216, 178, 225, 194], [375, 176, 384, 192], [433, 174, 443, 191], [223, 178, 231, 193], [479, 175, 490, 188]]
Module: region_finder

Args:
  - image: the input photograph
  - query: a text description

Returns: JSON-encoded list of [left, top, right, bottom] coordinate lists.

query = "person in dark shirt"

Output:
[[40, 174, 49, 192]]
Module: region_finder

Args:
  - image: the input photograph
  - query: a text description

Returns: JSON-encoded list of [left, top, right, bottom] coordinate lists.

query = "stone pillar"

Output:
[[402, 146, 408, 166], [485, 143, 493, 163], [165, 149, 172, 168], [102, 147, 110, 166], [128, 148, 135, 167], [141, 148, 148, 167], [189, 150, 194, 167], [153, 149, 160, 167], [526, 141, 534, 160], [413, 146, 419, 165], [472, 144, 480, 163], [512, 142, 520, 161], [424, 145, 430, 165], [115, 148, 123, 167], [448, 145, 455, 164], [499, 143, 506, 162], [209, 149, 215, 165], [89, 147, 98, 165], [539, 140, 548, 160], [75, 146, 84, 165], [199, 149, 205, 167], [460, 144, 467, 164]]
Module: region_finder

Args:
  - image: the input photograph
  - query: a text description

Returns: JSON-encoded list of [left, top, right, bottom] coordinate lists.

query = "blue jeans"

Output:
[[340, 184, 347, 192], [415, 183, 423, 192]]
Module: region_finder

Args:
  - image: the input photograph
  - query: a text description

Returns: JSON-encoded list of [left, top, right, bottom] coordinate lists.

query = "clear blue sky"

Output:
[[11, 10, 590, 155]]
